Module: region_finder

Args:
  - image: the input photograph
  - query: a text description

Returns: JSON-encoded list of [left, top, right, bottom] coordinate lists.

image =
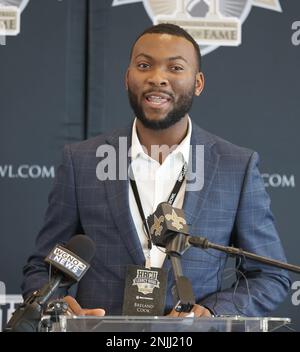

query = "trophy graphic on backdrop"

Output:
[[155, 0, 241, 47], [0, 6, 20, 37], [0, 0, 29, 44]]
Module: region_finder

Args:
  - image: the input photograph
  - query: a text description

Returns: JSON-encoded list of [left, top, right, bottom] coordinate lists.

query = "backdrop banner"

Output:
[[1, 0, 299, 331]]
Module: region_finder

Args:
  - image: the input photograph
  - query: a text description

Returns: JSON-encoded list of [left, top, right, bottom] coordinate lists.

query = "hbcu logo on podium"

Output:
[[112, 0, 282, 55]]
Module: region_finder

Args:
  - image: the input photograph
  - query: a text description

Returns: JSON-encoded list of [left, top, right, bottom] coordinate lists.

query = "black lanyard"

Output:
[[129, 162, 188, 250]]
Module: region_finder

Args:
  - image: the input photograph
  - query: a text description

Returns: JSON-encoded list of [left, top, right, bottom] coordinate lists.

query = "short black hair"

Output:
[[130, 23, 202, 71]]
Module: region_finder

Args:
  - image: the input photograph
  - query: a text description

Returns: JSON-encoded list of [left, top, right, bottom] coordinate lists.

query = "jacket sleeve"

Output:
[[21, 144, 83, 299], [199, 152, 291, 316]]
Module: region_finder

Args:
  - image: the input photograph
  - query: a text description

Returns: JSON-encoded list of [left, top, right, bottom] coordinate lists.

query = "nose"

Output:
[[147, 68, 169, 87]]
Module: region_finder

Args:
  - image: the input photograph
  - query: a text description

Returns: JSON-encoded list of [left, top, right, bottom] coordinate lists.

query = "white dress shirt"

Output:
[[129, 117, 192, 268]]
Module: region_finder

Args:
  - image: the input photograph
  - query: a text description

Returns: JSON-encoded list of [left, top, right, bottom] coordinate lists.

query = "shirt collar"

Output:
[[131, 117, 192, 164]]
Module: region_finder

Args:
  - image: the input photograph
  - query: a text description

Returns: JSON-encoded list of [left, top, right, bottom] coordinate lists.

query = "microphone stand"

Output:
[[4, 274, 66, 332], [188, 236, 300, 273], [147, 202, 300, 315], [165, 234, 195, 313]]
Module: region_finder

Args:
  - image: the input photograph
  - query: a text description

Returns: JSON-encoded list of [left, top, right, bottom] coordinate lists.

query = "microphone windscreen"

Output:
[[65, 235, 96, 264]]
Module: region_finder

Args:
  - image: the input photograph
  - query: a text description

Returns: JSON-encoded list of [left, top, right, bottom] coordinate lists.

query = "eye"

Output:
[[137, 63, 150, 70], [170, 65, 184, 72]]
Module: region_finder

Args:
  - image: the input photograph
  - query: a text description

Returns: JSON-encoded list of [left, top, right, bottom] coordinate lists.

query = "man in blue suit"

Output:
[[22, 24, 290, 317]]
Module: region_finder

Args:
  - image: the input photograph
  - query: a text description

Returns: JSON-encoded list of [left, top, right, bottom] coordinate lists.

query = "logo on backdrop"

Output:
[[0, 165, 55, 179], [0, 0, 29, 44], [0, 282, 5, 305], [0, 293, 23, 332], [262, 174, 295, 188], [112, 0, 282, 55]]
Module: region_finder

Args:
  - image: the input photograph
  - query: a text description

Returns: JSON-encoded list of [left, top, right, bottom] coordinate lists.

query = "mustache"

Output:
[[142, 89, 175, 100]]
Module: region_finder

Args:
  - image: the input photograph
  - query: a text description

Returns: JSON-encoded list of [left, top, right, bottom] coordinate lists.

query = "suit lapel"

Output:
[[162, 124, 219, 272], [104, 127, 145, 265], [183, 124, 219, 226]]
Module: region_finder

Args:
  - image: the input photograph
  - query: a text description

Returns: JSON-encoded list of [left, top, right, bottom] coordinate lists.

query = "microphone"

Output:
[[5, 234, 96, 332], [147, 202, 190, 248], [40, 234, 95, 303], [147, 202, 208, 252]]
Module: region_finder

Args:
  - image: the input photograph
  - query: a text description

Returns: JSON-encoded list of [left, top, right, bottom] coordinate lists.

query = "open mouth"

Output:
[[144, 92, 172, 108]]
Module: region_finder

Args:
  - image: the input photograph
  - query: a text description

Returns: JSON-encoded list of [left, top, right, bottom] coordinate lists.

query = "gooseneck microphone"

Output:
[[5, 234, 95, 332]]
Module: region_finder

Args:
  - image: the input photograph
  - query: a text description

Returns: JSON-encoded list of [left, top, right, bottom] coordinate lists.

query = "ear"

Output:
[[125, 68, 129, 91], [194, 72, 205, 96]]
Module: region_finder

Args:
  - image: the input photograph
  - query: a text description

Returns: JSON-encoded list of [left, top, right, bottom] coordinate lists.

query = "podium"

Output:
[[41, 315, 291, 332]]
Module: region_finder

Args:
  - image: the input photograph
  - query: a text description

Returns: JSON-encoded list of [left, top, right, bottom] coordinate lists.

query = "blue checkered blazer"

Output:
[[22, 123, 290, 316]]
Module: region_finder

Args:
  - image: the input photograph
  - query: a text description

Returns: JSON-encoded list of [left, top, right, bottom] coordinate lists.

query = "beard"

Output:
[[128, 87, 194, 130]]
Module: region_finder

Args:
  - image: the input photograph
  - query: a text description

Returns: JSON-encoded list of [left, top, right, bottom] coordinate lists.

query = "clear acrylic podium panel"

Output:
[[43, 316, 291, 332]]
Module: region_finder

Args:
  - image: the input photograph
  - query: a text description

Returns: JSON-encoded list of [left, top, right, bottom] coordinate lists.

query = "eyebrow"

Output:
[[134, 53, 188, 63]]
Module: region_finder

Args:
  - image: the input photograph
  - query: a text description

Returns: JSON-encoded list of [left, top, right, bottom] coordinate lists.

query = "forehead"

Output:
[[131, 33, 197, 67]]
